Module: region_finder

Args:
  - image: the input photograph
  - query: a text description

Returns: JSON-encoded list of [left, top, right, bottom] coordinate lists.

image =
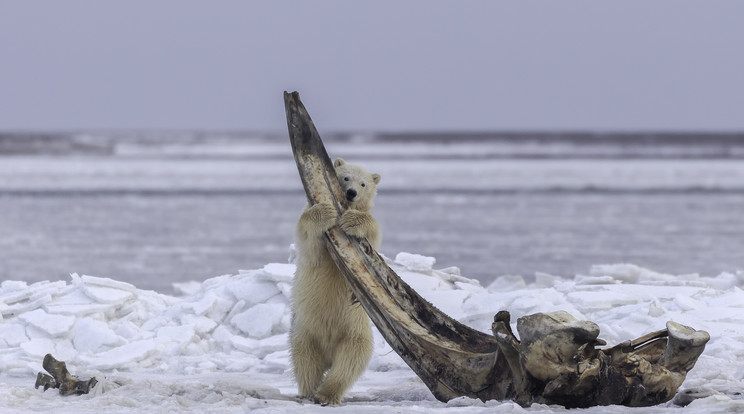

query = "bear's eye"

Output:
[[344, 177, 349, 181], [361, 183, 366, 187]]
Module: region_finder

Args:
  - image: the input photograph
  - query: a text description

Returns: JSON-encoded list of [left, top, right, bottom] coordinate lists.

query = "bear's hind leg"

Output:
[[313, 334, 373, 405], [291, 335, 328, 399]]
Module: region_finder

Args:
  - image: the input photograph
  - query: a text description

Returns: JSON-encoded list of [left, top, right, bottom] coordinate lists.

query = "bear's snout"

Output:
[[346, 189, 357, 201]]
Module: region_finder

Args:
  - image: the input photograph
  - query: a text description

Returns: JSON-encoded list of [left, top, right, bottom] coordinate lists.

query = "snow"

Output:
[[0, 251, 743, 413]]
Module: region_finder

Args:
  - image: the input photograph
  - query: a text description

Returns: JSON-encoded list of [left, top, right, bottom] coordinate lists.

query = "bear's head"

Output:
[[334, 158, 380, 211]]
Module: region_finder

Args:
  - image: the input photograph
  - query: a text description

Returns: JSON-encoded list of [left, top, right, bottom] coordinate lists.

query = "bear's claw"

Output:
[[303, 203, 338, 233], [313, 393, 340, 406], [339, 210, 370, 238]]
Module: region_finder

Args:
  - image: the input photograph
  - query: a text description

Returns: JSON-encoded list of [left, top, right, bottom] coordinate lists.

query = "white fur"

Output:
[[289, 158, 382, 405]]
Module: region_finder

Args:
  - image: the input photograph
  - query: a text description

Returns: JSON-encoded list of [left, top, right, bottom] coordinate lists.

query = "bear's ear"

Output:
[[372, 173, 381, 184], [334, 158, 346, 168]]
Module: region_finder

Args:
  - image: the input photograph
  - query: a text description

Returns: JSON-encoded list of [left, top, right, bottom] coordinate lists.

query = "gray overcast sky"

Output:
[[1, 1, 743, 132]]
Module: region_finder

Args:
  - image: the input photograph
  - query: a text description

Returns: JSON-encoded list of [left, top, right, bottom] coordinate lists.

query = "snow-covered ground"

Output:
[[1, 250, 742, 413]]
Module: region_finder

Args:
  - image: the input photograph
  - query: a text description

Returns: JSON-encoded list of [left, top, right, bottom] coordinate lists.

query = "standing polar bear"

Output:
[[290, 158, 381, 405]]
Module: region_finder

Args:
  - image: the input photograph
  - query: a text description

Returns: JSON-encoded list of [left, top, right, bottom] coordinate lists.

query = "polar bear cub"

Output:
[[290, 158, 381, 405]]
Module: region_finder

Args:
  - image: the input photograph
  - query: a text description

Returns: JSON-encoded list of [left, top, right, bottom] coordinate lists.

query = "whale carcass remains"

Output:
[[283, 91, 709, 408]]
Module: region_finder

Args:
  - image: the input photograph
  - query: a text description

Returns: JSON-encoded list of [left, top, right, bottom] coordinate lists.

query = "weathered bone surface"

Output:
[[35, 354, 98, 396], [284, 91, 710, 407]]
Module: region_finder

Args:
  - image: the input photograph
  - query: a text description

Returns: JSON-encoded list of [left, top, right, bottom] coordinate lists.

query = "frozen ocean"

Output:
[[1, 132, 742, 292], [0, 132, 742, 413]]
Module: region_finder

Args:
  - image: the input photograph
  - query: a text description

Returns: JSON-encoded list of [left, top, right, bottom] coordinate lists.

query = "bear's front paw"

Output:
[[339, 210, 370, 238], [303, 203, 338, 233]]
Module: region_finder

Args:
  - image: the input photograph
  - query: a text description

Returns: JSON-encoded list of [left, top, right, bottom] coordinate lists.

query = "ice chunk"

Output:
[[172, 281, 202, 296], [0, 280, 66, 306], [287, 243, 298, 264], [81, 339, 159, 370], [190, 291, 219, 316], [72, 317, 122, 353], [261, 263, 295, 282], [394, 252, 436, 272], [157, 325, 196, 351], [224, 299, 247, 323], [227, 280, 280, 307], [199, 274, 232, 291], [589, 263, 682, 284], [44, 302, 115, 316], [575, 275, 620, 285], [0, 294, 53, 316], [261, 349, 291, 373], [79, 275, 137, 292], [686, 394, 741, 411], [54, 339, 78, 362], [674, 294, 704, 311], [534, 272, 562, 287], [227, 333, 260, 354], [700, 272, 740, 291], [400, 271, 442, 292], [180, 314, 218, 335], [0, 281, 65, 316], [567, 288, 639, 311], [157, 325, 195, 343], [439, 266, 461, 276], [0, 323, 28, 347], [446, 396, 485, 407], [590, 264, 642, 282], [511, 291, 553, 314], [648, 300, 666, 317], [211, 325, 237, 346], [487, 275, 527, 292], [231, 303, 286, 338], [223, 355, 261, 372], [276, 281, 292, 300], [44, 286, 116, 315], [20, 337, 56, 358], [425, 267, 481, 287], [423, 290, 471, 320], [114, 320, 141, 340], [19, 309, 76, 337], [82, 284, 135, 304], [454, 281, 485, 293], [0, 280, 27, 291], [256, 334, 290, 358]]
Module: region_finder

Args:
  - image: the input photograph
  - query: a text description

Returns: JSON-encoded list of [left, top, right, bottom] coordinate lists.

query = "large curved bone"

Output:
[[284, 91, 513, 402], [283, 91, 709, 407]]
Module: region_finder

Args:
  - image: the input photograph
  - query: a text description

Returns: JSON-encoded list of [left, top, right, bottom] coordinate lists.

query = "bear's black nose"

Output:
[[346, 189, 357, 201]]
